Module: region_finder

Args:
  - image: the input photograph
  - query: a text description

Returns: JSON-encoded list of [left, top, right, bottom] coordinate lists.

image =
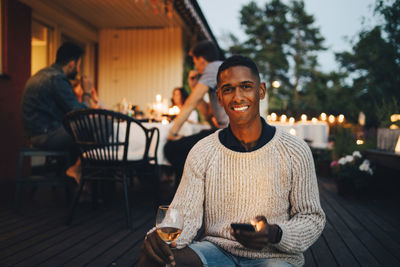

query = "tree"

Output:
[[227, 0, 326, 111], [289, 0, 325, 107], [228, 0, 292, 110], [336, 0, 400, 127]]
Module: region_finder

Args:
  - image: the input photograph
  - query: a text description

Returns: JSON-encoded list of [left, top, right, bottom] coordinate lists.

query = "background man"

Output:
[[139, 55, 325, 267], [165, 40, 228, 180], [22, 42, 94, 181]]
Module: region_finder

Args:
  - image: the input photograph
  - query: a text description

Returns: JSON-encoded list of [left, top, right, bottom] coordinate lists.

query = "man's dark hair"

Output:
[[217, 55, 260, 84], [55, 42, 84, 66], [190, 40, 219, 62]]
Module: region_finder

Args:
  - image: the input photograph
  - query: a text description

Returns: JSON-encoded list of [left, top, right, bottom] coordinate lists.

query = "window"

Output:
[[31, 20, 52, 75]]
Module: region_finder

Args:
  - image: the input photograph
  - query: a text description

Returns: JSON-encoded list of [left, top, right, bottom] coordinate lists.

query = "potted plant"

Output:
[[330, 151, 374, 196]]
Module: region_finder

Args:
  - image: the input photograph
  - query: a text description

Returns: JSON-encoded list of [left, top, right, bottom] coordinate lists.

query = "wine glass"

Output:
[[156, 205, 183, 245]]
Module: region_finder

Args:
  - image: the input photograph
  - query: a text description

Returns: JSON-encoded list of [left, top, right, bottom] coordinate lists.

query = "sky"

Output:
[[197, 0, 379, 72]]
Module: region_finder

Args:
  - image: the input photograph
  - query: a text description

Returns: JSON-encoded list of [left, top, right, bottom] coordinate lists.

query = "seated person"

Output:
[[22, 42, 96, 183], [171, 87, 198, 123], [138, 55, 326, 267], [71, 75, 105, 109]]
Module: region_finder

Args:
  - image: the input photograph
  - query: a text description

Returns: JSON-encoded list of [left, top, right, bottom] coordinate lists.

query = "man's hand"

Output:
[[142, 230, 177, 266], [230, 216, 281, 250], [188, 70, 199, 89], [167, 131, 183, 141], [80, 75, 93, 94]]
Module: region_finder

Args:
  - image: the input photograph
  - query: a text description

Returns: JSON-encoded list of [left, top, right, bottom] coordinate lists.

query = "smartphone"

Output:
[[231, 223, 255, 232]]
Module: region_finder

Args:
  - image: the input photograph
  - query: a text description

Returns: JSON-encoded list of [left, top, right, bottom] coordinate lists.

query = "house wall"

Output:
[[0, 0, 31, 180], [98, 28, 183, 112]]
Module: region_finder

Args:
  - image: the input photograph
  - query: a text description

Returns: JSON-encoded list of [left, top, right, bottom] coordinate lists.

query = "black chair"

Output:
[[64, 109, 160, 228], [15, 147, 72, 212]]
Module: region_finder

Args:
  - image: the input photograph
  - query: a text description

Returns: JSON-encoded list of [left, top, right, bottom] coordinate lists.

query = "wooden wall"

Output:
[[98, 27, 183, 111], [0, 0, 31, 181]]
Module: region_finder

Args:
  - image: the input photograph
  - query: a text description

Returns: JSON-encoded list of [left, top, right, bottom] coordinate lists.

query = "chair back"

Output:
[[64, 109, 157, 167]]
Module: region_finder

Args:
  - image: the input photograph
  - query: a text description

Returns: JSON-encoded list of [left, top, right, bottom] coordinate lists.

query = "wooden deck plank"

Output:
[[364, 199, 400, 229], [325, 189, 400, 262], [13, 210, 125, 267], [309, 231, 338, 267], [321, 189, 400, 266], [0, 210, 66, 249], [320, 219, 359, 266], [303, 248, 316, 267], [319, 196, 380, 266], [0, 208, 62, 237], [2, 208, 115, 265], [86, 214, 154, 267], [105, 220, 155, 267], [40, 209, 153, 267], [0, 206, 98, 259], [0, 178, 399, 267]]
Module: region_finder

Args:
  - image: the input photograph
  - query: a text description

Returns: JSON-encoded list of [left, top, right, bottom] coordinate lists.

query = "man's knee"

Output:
[[173, 247, 203, 267], [137, 247, 202, 267]]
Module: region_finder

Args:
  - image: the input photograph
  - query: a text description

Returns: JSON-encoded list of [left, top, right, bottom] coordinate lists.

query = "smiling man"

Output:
[[139, 55, 325, 267]]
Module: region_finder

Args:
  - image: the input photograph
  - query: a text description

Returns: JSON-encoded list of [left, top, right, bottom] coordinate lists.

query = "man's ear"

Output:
[[259, 82, 267, 100], [217, 88, 223, 107], [66, 60, 76, 71]]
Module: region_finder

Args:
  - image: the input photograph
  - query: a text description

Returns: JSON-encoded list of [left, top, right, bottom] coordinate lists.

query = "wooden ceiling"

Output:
[[35, 0, 186, 29]]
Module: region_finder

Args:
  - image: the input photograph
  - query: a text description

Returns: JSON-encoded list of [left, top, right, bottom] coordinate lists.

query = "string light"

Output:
[[328, 115, 335, 123], [338, 114, 345, 123], [271, 113, 277, 121], [356, 139, 364, 145], [301, 114, 307, 121]]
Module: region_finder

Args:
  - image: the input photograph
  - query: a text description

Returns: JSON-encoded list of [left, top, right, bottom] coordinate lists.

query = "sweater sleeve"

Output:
[[273, 139, 326, 254], [170, 142, 207, 248]]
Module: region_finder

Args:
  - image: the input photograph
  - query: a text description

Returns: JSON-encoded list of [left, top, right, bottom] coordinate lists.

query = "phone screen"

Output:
[[231, 223, 255, 232]]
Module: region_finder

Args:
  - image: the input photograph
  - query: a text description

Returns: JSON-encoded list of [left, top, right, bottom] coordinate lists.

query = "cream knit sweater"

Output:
[[170, 128, 326, 267]]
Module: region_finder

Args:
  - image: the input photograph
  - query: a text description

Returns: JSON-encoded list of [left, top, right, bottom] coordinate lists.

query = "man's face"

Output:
[[66, 58, 81, 80], [192, 56, 206, 74], [217, 66, 266, 126]]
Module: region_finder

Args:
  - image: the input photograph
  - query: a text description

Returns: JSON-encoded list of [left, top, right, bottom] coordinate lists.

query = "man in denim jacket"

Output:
[[22, 42, 93, 181]]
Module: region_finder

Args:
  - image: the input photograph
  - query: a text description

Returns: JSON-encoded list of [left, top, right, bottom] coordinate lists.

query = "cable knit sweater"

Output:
[[170, 128, 325, 267]]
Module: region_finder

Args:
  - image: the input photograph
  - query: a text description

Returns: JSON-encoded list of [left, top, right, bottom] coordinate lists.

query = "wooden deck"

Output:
[[0, 177, 399, 267]]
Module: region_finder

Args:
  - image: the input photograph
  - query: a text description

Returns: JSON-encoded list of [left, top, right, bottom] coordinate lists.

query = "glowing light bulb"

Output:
[[328, 115, 335, 123], [271, 113, 277, 121], [272, 81, 281, 88], [320, 113, 327, 121], [161, 118, 169, 125], [301, 114, 307, 121], [289, 128, 296, 136], [280, 114, 287, 123], [356, 139, 364, 145], [338, 114, 345, 123], [311, 118, 317, 123], [156, 94, 162, 102], [289, 117, 295, 124]]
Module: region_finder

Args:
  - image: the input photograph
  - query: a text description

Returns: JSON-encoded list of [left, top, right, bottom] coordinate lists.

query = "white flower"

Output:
[[359, 159, 373, 175], [345, 155, 354, 163], [338, 157, 347, 165], [352, 151, 362, 158]]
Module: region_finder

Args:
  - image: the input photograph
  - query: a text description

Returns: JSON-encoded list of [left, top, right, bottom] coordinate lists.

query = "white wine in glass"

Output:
[[156, 205, 183, 244]]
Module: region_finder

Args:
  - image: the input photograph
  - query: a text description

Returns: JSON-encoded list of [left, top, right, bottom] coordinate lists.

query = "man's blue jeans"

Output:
[[189, 241, 294, 267]]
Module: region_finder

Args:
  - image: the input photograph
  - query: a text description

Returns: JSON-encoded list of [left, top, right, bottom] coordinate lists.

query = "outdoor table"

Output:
[[270, 121, 329, 148], [118, 121, 210, 165]]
